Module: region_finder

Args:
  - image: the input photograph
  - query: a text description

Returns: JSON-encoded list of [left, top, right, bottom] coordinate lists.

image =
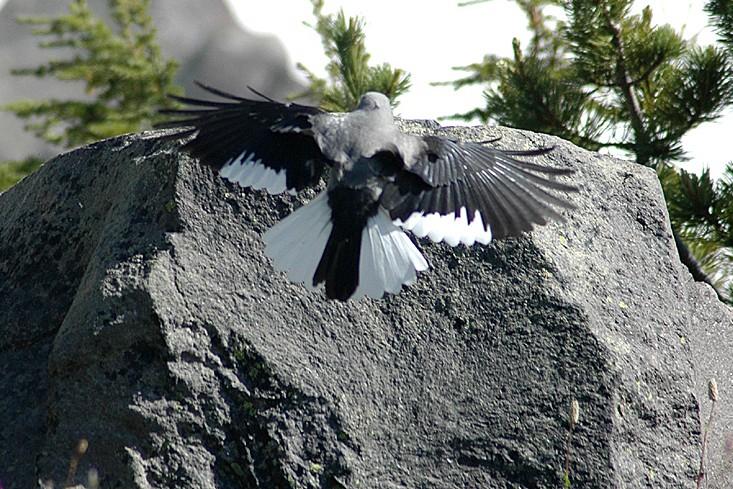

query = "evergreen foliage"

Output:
[[1, 0, 181, 152], [444, 0, 733, 302], [0, 157, 45, 191], [298, 0, 411, 111], [661, 164, 733, 300], [706, 0, 733, 49]]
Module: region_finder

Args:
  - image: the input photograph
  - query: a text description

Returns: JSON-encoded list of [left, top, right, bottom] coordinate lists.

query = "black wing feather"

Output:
[[382, 137, 577, 241], [157, 82, 330, 193]]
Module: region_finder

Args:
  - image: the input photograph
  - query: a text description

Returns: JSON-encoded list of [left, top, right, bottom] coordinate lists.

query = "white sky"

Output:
[[223, 0, 733, 178]]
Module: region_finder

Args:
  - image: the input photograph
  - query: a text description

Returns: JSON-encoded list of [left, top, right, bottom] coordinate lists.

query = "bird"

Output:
[[157, 82, 577, 301]]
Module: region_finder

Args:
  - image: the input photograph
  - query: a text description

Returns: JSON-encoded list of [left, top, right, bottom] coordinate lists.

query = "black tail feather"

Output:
[[312, 187, 380, 301], [313, 227, 363, 301]]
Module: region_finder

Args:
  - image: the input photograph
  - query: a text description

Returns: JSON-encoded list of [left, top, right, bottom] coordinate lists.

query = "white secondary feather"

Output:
[[352, 210, 429, 300], [262, 192, 332, 289], [219, 152, 288, 195], [395, 207, 492, 247]]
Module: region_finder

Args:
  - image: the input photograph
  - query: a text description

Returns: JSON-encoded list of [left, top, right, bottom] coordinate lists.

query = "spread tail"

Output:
[[263, 191, 428, 301]]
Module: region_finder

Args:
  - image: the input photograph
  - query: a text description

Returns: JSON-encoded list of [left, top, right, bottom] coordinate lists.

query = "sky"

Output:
[[223, 0, 733, 178]]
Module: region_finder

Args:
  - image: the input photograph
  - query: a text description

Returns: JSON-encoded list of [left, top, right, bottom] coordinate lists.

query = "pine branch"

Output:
[[706, 0, 733, 49], [597, 3, 651, 164], [673, 228, 724, 300], [298, 0, 411, 111]]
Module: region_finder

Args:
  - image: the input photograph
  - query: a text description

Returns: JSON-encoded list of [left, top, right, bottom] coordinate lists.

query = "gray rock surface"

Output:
[[0, 0, 304, 162], [1, 123, 732, 488]]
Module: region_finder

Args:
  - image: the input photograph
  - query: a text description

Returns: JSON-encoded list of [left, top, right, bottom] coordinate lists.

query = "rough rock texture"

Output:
[[1, 124, 732, 489], [0, 0, 304, 162]]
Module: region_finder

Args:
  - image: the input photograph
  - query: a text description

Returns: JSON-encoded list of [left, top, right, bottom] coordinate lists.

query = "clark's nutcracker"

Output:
[[158, 83, 577, 301]]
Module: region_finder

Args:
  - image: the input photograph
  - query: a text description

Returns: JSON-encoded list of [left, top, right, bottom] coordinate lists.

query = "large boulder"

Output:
[[1, 124, 731, 488]]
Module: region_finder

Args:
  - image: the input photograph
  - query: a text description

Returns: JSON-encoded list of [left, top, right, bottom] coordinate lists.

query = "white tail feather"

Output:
[[263, 195, 429, 300], [262, 192, 332, 288], [352, 210, 429, 300]]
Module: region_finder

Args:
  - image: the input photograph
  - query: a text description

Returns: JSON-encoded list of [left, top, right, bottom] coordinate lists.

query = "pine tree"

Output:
[[297, 0, 411, 111], [444, 0, 733, 302], [1, 0, 181, 189], [664, 0, 733, 301]]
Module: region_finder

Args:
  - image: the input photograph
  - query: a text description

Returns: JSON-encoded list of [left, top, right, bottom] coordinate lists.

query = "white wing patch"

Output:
[[262, 192, 332, 288], [219, 152, 289, 195], [395, 207, 493, 247], [353, 209, 429, 300]]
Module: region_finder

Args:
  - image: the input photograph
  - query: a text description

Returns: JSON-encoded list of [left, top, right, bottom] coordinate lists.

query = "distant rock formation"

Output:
[[0, 0, 305, 163], [1, 122, 730, 488]]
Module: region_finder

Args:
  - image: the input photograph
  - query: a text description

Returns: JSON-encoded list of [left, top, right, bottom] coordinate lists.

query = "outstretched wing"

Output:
[[380, 136, 577, 246], [157, 82, 331, 194]]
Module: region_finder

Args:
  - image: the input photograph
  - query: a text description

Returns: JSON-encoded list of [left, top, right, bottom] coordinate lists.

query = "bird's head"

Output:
[[357, 92, 391, 112]]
